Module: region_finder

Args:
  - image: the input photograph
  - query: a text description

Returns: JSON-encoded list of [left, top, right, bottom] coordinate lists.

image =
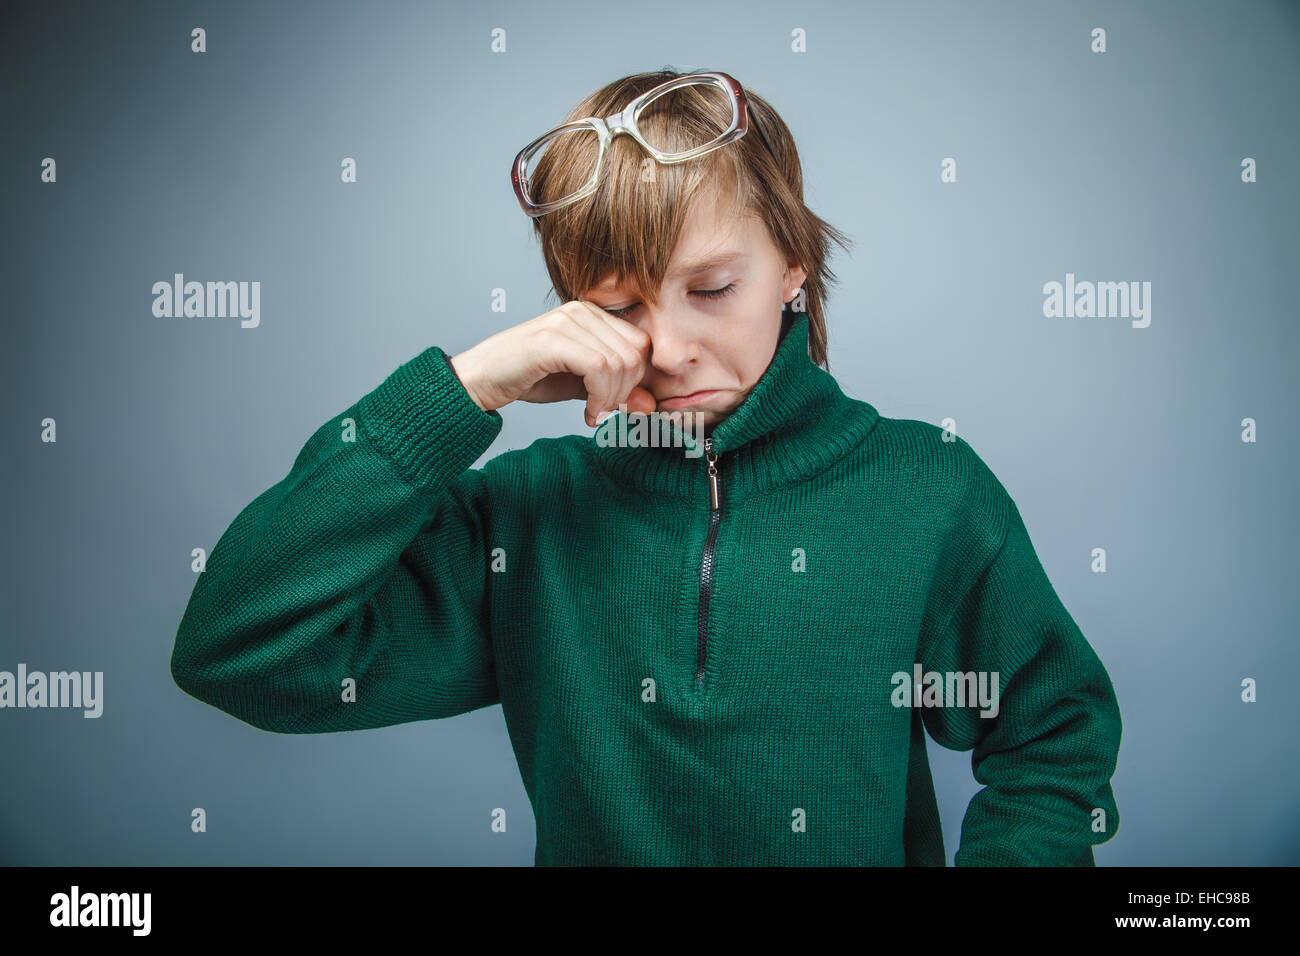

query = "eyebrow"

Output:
[[667, 250, 746, 280], [595, 250, 747, 296]]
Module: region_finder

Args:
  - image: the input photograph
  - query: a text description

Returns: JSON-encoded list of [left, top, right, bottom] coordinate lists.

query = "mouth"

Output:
[[658, 389, 721, 410]]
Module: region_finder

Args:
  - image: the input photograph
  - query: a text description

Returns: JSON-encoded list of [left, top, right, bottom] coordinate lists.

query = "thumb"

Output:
[[623, 386, 658, 416]]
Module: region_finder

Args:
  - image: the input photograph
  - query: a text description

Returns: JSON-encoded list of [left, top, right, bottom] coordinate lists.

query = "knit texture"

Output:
[[170, 312, 1122, 866]]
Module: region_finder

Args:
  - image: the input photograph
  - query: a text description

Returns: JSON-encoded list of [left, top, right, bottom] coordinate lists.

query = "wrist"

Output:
[[446, 351, 490, 412]]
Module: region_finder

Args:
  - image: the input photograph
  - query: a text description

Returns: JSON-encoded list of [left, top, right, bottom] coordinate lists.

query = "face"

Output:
[[582, 188, 807, 436]]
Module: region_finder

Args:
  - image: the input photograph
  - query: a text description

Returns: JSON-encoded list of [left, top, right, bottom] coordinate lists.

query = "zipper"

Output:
[[695, 437, 723, 687]]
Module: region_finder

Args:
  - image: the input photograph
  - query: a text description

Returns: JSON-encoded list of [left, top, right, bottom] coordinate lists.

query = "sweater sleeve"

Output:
[[169, 346, 505, 733], [918, 498, 1123, 866]]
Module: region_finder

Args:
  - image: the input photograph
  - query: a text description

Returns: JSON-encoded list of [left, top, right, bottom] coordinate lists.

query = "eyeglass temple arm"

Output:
[[746, 104, 777, 161]]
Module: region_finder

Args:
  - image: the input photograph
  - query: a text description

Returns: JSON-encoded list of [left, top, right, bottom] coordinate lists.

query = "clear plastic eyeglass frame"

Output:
[[510, 70, 776, 218]]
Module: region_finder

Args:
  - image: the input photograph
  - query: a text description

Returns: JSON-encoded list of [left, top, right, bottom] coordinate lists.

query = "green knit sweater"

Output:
[[170, 311, 1122, 866]]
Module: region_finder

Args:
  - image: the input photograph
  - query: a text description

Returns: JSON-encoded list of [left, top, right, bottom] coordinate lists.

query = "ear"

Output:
[[784, 259, 808, 302]]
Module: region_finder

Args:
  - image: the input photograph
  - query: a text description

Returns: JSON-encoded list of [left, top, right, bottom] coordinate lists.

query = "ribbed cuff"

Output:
[[357, 345, 503, 488]]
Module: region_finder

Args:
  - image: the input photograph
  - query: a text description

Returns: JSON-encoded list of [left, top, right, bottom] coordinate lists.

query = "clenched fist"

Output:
[[448, 300, 660, 427]]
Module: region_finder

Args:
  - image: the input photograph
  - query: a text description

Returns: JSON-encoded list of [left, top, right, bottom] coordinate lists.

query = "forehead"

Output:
[[590, 189, 761, 293]]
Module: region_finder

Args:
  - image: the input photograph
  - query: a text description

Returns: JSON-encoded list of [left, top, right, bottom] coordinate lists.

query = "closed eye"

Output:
[[604, 283, 737, 320]]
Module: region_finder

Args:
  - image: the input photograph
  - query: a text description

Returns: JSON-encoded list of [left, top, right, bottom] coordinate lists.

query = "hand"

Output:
[[447, 300, 659, 427]]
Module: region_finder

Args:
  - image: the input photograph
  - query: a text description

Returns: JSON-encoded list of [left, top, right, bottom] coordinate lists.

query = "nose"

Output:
[[640, 310, 700, 378]]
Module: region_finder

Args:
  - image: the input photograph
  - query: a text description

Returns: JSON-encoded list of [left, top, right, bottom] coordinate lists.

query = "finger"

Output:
[[540, 321, 624, 427], [578, 306, 656, 414], [564, 300, 644, 416], [595, 316, 656, 413], [579, 298, 655, 355], [624, 385, 658, 415], [562, 303, 645, 418]]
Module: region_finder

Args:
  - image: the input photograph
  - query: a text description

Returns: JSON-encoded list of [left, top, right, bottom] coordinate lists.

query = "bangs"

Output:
[[533, 121, 755, 308]]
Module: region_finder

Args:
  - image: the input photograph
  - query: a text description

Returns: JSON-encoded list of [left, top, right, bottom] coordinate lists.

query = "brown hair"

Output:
[[523, 68, 852, 369]]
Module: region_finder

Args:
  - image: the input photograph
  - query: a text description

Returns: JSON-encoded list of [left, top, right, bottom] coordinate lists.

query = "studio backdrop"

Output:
[[2, 0, 1297, 865]]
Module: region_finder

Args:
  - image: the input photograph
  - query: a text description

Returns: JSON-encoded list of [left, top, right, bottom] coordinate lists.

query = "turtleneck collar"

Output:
[[590, 310, 879, 502]]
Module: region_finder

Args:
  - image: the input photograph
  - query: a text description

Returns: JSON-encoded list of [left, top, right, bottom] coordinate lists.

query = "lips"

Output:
[[658, 389, 719, 409]]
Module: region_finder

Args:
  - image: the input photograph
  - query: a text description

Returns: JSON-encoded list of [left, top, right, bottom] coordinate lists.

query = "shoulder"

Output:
[[475, 431, 592, 500], [862, 413, 1013, 555]]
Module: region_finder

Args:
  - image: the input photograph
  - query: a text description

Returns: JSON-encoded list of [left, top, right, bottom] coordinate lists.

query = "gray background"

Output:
[[2, 0, 1297, 865]]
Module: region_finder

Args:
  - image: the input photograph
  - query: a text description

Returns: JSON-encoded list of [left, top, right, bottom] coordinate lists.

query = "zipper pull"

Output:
[[705, 438, 720, 511]]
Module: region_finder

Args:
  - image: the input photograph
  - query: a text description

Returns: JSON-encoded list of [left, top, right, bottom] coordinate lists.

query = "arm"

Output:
[[169, 346, 505, 733], [918, 499, 1123, 865]]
